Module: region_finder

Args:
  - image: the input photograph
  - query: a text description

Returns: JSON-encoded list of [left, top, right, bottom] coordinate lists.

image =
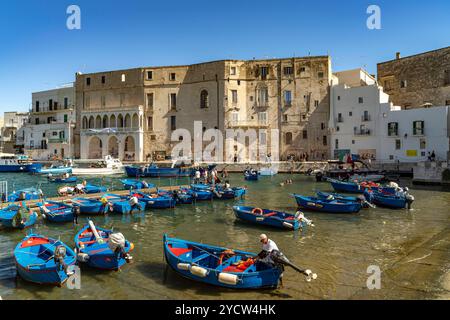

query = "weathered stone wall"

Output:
[[377, 47, 450, 109]]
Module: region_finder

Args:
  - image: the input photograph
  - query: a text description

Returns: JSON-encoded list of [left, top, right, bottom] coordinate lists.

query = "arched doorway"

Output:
[[123, 136, 135, 161], [108, 136, 119, 158], [88, 136, 103, 159]]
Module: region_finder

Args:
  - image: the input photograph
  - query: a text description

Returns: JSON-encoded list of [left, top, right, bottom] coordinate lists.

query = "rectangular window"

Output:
[[258, 112, 267, 125], [170, 116, 176, 130], [321, 123, 325, 130], [388, 122, 398, 136], [337, 113, 343, 122], [231, 90, 238, 104], [148, 116, 153, 131], [318, 72, 324, 78], [314, 100, 319, 107], [420, 138, 426, 150], [400, 80, 407, 88], [101, 76, 106, 84], [35, 101, 40, 112], [284, 91, 292, 105], [258, 88, 268, 106], [395, 139, 401, 150], [260, 66, 268, 80], [260, 132, 267, 145], [64, 114, 68, 123], [49, 99, 53, 111], [121, 74, 126, 82], [35, 118, 39, 125], [384, 79, 392, 91], [362, 111, 370, 121], [230, 67, 236, 75], [52, 131, 57, 136], [283, 66, 293, 75], [323, 135, 327, 146], [147, 93, 154, 109], [283, 114, 288, 122], [170, 93, 177, 109], [349, 111, 352, 117], [413, 121, 424, 135], [147, 71, 153, 80], [337, 96, 340, 101], [335, 139, 339, 150], [358, 97, 364, 104], [445, 70, 450, 86], [86, 77, 91, 86], [446, 100, 450, 106], [170, 73, 176, 81], [64, 97, 68, 109], [302, 130, 308, 139]]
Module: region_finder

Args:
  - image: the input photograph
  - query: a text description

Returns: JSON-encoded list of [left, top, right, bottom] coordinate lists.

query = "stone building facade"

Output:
[[377, 46, 450, 109], [22, 86, 76, 160], [74, 56, 332, 161]]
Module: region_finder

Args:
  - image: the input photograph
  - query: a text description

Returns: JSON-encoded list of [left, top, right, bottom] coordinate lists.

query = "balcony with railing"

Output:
[[30, 106, 74, 114], [47, 138, 68, 144], [81, 127, 143, 135]]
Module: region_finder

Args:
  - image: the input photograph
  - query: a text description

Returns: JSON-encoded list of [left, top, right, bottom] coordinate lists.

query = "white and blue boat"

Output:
[[7, 187, 42, 202], [0, 154, 42, 172], [30, 164, 72, 175]]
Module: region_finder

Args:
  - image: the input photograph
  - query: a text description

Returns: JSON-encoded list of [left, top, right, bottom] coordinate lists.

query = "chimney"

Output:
[[396, 52, 401, 60]]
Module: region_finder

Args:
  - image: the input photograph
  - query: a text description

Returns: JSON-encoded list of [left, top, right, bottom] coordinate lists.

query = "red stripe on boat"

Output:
[[20, 237, 50, 248], [168, 244, 192, 256]]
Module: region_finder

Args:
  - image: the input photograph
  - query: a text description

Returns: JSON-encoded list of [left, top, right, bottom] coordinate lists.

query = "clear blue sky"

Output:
[[0, 0, 449, 112]]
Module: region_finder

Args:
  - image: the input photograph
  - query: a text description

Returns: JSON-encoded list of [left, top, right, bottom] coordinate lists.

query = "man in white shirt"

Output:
[[257, 234, 284, 288], [259, 234, 279, 253]]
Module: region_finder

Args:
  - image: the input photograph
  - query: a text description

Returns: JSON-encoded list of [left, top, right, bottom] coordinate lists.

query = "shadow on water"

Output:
[[135, 261, 293, 299]]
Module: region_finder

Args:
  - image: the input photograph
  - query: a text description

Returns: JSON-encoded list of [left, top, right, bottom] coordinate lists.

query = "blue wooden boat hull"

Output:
[[190, 184, 246, 200], [49, 177, 77, 183], [14, 234, 76, 285], [292, 194, 361, 213], [71, 198, 109, 215], [364, 191, 407, 209], [40, 201, 73, 223], [121, 179, 154, 190], [329, 179, 364, 193], [316, 191, 360, 202], [133, 192, 176, 209], [244, 174, 258, 181], [7, 188, 41, 202], [163, 234, 282, 289], [84, 184, 107, 194], [31, 166, 72, 175], [0, 207, 38, 229], [0, 163, 42, 172], [125, 165, 192, 178], [233, 206, 302, 230], [102, 193, 146, 214], [74, 225, 133, 270]]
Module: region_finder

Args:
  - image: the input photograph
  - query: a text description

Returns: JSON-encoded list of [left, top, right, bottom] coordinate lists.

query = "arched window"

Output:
[[82, 117, 88, 129], [285, 132, 293, 145], [200, 90, 209, 108], [88, 116, 94, 129], [102, 115, 108, 128]]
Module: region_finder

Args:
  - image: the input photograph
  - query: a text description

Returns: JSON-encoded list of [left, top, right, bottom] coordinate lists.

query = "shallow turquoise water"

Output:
[[0, 172, 448, 299]]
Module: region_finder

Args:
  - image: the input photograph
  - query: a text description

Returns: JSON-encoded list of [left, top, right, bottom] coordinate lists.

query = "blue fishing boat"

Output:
[[171, 189, 194, 204], [121, 179, 154, 190], [316, 191, 361, 202], [74, 221, 134, 270], [233, 206, 306, 230], [30, 165, 72, 175], [84, 184, 107, 194], [190, 184, 246, 200], [329, 179, 365, 193], [49, 176, 77, 184], [132, 191, 176, 209], [244, 169, 259, 181], [363, 190, 408, 209], [0, 204, 38, 229], [0, 154, 42, 172], [7, 187, 42, 202], [14, 234, 76, 286], [101, 193, 146, 214], [184, 187, 213, 201], [291, 194, 361, 213], [70, 198, 110, 215], [163, 234, 283, 289], [39, 201, 73, 223], [125, 164, 193, 178]]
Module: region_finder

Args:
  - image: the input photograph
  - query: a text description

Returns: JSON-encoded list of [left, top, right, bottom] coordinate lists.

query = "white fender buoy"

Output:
[[177, 263, 191, 271], [282, 222, 294, 229], [218, 272, 238, 285], [77, 252, 89, 262], [190, 266, 208, 278]]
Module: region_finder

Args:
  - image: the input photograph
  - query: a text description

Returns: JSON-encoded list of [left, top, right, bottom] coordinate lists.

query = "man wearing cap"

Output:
[[257, 234, 283, 288]]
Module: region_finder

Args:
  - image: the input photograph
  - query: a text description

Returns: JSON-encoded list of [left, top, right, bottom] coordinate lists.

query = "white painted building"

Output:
[[1, 111, 29, 153], [329, 69, 450, 163], [22, 85, 76, 160]]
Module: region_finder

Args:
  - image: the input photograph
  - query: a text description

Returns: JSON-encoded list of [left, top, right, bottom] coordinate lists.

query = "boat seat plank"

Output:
[[191, 253, 210, 264]]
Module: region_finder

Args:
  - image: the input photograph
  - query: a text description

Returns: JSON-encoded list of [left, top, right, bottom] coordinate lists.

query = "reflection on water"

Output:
[[0, 172, 449, 299]]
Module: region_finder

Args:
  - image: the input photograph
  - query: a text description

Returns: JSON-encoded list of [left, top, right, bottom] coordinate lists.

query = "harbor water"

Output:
[[0, 172, 449, 299]]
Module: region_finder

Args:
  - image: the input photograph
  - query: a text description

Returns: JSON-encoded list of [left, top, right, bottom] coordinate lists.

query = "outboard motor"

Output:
[[269, 250, 317, 282], [315, 171, 323, 182]]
